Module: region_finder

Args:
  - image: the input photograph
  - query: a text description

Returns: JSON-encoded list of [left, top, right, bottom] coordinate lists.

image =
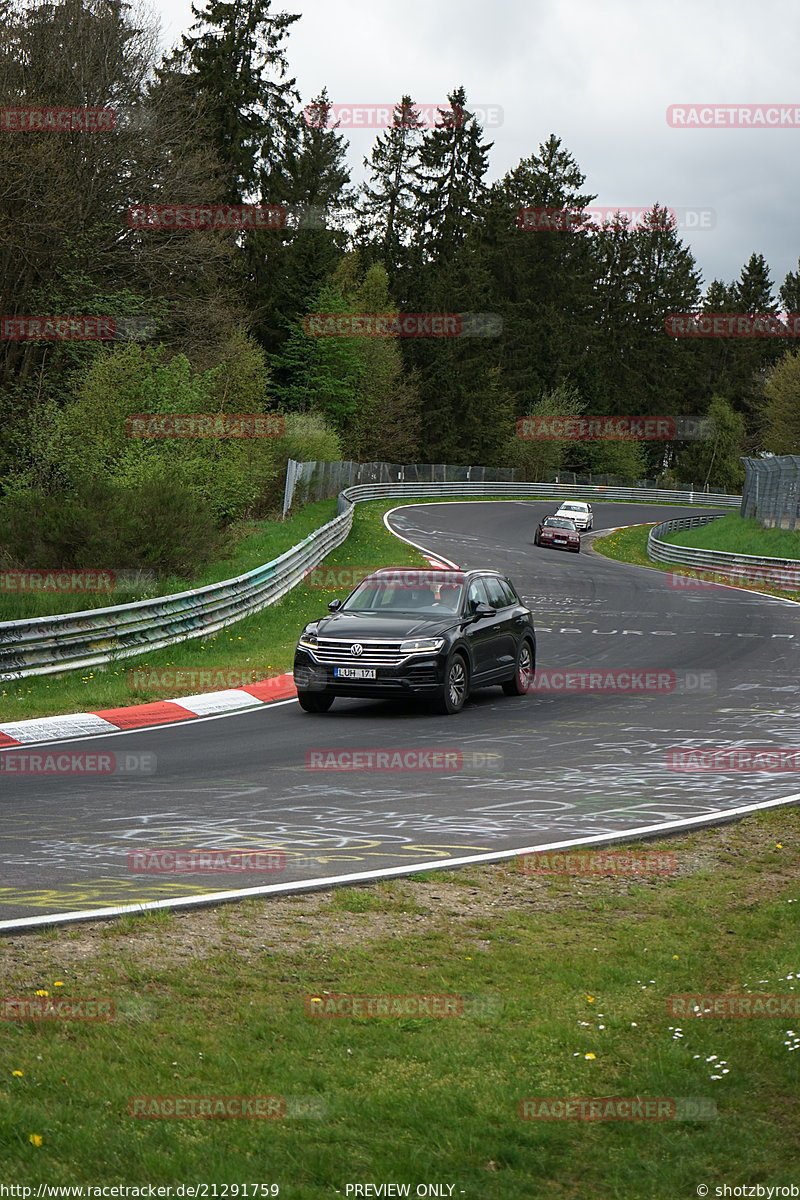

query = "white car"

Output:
[[554, 501, 593, 531]]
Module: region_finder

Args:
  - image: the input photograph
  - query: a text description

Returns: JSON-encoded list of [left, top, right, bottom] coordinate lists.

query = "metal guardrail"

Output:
[[647, 515, 800, 582], [0, 507, 354, 681], [0, 480, 741, 681], [336, 481, 743, 514]]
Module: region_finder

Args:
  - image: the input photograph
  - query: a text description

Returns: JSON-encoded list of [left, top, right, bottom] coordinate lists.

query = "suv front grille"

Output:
[[313, 638, 408, 668]]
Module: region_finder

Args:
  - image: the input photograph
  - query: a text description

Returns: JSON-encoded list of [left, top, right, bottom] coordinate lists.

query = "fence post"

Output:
[[282, 458, 298, 520]]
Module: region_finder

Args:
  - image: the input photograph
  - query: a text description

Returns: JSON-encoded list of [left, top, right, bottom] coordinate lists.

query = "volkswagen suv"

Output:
[[293, 568, 536, 715]]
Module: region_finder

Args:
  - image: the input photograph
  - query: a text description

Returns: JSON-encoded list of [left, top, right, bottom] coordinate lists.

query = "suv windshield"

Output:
[[343, 574, 466, 614]]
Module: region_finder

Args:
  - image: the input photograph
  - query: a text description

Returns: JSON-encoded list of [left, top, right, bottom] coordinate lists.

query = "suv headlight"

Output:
[[400, 637, 445, 654], [298, 625, 319, 649]]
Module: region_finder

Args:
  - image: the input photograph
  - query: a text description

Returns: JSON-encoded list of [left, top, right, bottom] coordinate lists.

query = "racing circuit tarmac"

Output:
[[1, 500, 798, 929]]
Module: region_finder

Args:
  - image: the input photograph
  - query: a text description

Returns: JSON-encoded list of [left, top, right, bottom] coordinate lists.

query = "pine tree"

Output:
[[702, 279, 736, 311], [779, 260, 800, 314], [395, 89, 511, 459], [409, 86, 493, 265], [253, 89, 353, 352], [483, 136, 598, 409], [174, 0, 300, 204], [584, 207, 705, 477], [733, 253, 778, 313], [356, 96, 424, 277], [720, 254, 786, 425]]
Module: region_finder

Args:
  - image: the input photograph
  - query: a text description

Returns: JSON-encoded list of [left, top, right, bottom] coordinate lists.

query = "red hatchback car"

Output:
[[534, 515, 581, 553]]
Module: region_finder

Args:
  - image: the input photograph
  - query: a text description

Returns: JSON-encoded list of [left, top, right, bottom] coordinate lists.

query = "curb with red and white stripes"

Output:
[[0, 674, 298, 749], [0, 545, 450, 750]]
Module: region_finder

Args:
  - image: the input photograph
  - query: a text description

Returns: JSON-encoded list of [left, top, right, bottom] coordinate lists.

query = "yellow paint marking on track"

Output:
[[0, 845, 492, 911], [0, 880, 218, 909]]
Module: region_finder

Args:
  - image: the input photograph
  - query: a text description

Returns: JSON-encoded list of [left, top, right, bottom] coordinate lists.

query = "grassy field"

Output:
[[0, 806, 798, 1195]]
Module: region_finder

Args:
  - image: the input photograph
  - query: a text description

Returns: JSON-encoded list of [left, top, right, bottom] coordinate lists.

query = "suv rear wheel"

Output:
[[502, 638, 535, 696]]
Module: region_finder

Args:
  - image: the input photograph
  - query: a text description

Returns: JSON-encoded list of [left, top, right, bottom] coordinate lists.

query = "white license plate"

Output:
[[334, 667, 377, 680], [554, 538, 566, 544]]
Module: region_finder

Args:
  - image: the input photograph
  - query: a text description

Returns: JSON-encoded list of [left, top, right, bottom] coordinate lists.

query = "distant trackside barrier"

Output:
[[647, 514, 800, 586]]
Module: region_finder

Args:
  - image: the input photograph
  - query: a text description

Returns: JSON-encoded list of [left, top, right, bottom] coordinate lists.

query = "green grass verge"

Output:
[[592, 523, 800, 604], [0, 807, 797, 1194], [660, 513, 800, 559]]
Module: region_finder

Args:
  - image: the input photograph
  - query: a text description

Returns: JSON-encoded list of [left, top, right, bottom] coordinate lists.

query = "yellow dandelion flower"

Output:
[[586, 995, 595, 1003], [54, 981, 64, 987], [34, 990, 49, 997], [584, 1053, 596, 1060], [12, 1070, 23, 1077], [29, 1134, 43, 1147]]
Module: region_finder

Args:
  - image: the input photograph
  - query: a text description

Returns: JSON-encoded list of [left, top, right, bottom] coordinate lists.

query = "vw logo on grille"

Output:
[[350, 643, 363, 657]]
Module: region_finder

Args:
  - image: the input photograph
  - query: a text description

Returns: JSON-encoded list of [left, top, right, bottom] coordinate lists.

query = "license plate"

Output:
[[555, 538, 566, 544], [334, 667, 377, 679]]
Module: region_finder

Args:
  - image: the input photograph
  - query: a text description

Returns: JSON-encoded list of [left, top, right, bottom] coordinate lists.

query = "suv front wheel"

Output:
[[434, 653, 469, 715], [297, 690, 334, 713]]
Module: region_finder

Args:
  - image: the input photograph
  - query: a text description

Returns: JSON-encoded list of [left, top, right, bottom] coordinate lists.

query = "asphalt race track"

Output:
[[1, 500, 798, 929]]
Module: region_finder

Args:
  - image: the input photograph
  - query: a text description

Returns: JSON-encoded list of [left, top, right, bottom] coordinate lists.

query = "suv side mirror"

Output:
[[473, 602, 496, 620], [327, 598, 342, 611]]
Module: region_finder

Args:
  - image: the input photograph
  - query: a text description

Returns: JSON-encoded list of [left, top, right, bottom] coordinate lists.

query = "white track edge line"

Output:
[[382, 506, 462, 569], [1, 791, 798, 932], [586, 526, 800, 607]]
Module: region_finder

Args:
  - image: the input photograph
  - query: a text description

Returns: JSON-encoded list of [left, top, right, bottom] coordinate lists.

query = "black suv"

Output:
[[293, 568, 536, 715]]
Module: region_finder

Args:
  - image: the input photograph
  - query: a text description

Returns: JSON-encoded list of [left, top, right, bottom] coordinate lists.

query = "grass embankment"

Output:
[[0, 807, 798, 1194], [660, 513, 800, 559], [593, 516, 800, 604], [0, 501, 340, 621], [0, 492, 736, 624]]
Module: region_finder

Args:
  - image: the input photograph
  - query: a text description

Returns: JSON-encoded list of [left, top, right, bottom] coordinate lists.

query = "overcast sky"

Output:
[[153, 0, 800, 296]]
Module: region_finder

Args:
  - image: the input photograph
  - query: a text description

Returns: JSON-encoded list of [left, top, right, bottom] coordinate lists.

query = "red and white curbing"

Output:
[[0, 561, 448, 749], [0, 674, 297, 748]]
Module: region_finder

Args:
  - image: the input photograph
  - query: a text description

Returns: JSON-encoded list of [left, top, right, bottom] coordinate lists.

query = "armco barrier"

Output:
[[335, 481, 742, 514], [0, 508, 354, 681], [0, 481, 740, 681], [647, 514, 800, 582]]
